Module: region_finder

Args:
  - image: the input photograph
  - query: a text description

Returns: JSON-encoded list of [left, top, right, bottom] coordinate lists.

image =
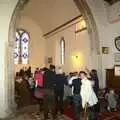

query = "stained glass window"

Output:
[[60, 37, 65, 65], [14, 29, 29, 64]]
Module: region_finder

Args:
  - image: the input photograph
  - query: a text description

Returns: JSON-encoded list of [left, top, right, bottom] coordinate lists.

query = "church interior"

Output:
[[1, 0, 120, 119]]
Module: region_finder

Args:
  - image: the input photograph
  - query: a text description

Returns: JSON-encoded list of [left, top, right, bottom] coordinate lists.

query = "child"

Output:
[[106, 89, 117, 112]]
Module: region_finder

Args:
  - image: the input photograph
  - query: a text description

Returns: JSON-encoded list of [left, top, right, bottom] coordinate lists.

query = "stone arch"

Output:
[[7, 0, 102, 112], [7, 0, 30, 111], [73, 0, 102, 87], [74, 0, 100, 54]]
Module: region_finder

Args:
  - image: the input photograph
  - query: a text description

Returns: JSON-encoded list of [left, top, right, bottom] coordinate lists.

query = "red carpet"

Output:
[[64, 103, 75, 120]]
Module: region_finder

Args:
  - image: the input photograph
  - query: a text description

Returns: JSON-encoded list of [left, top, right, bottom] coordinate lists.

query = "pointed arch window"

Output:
[[60, 37, 65, 65], [14, 29, 29, 64]]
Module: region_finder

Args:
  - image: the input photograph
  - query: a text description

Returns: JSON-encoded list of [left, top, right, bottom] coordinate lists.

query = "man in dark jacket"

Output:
[[55, 68, 67, 115], [69, 72, 82, 120], [43, 65, 56, 120]]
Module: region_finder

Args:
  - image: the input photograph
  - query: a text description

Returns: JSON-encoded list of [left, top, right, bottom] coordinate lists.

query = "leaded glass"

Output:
[[14, 29, 29, 64]]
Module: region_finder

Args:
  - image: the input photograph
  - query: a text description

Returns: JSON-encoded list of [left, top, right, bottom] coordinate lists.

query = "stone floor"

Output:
[[4, 105, 72, 120], [4, 104, 120, 120]]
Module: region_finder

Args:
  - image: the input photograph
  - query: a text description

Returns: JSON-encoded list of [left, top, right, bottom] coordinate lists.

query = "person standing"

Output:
[[43, 65, 56, 120], [34, 68, 44, 112], [27, 66, 32, 78], [106, 89, 118, 112], [55, 67, 67, 116], [90, 69, 99, 96], [69, 72, 82, 120], [34, 68, 44, 88], [90, 69, 100, 112], [80, 71, 98, 120]]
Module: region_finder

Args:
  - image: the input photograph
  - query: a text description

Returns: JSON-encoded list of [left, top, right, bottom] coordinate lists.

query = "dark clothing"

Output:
[[44, 89, 56, 119], [43, 69, 56, 119], [19, 69, 25, 77], [15, 79, 31, 108], [26, 68, 31, 78], [93, 76, 99, 95], [70, 78, 82, 120], [43, 69, 56, 89], [90, 73, 99, 96], [55, 74, 67, 90], [88, 105, 98, 120], [55, 89, 64, 114], [55, 74, 67, 114], [73, 94, 82, 120], [71, 78, 82, 95]]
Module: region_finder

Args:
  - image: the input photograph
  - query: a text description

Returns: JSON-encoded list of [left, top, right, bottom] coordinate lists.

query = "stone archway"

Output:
[[7, 0, 29, 116], [74, 0, 102, 86], [74, 0, 100, 54], [7, 0, 102, 116]]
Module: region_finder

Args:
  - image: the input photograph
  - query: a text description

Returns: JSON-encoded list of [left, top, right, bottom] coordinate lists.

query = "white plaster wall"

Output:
[[15, 16, 46, 72], [45, 0, 120, 88], [45, 25, 92, 74], [107, 2, 120, 23], [0, 0, 19, 118], [85, 0, 120, 87]]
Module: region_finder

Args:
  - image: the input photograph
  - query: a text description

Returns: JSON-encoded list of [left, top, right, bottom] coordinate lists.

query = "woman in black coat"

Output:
[[90, 69, 99, 96], [90, 69, 100, 113]]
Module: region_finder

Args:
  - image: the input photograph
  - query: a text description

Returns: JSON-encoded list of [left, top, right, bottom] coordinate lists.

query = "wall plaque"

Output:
[[114, 53, 120, 62], [102, 47, 109, 54]]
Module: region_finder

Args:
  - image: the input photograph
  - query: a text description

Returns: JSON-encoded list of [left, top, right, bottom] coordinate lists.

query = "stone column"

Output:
[[7, 0, 30, 115], [0, 0, 19, 118]]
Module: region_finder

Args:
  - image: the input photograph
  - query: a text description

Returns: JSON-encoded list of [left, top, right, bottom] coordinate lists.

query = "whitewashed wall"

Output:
[[45, 0, 120, 88], [45, 24, 92, 74], [86, 0, 120, 87]]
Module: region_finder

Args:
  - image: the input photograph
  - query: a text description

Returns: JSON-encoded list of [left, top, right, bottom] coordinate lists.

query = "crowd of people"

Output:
[[15, 65, 100, 120]]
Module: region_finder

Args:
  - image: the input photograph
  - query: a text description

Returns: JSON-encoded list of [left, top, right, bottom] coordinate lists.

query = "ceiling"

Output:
[[21, 0, 80, 34]]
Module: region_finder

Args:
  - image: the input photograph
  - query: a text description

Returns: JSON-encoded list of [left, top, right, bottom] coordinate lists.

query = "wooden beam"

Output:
[[43, 15, 82, 37]]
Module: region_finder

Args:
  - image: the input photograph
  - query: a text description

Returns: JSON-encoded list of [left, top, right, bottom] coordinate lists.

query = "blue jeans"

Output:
[[73, 94, 82, 119]]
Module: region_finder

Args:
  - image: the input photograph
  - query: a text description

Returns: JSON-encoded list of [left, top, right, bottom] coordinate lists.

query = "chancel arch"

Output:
[[0, 0, 102, 118]]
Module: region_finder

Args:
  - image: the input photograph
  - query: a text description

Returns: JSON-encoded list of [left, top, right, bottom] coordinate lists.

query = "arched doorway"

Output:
[[7, 0, 101, 115]]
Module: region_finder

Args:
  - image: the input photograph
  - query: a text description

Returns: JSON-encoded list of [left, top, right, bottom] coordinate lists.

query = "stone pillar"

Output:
[[0, 0, 19, 118], [73, 0, 103, 88]]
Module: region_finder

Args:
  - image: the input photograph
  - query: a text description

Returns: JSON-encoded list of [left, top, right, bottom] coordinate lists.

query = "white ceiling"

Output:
[[21, 0, 80, 34]]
